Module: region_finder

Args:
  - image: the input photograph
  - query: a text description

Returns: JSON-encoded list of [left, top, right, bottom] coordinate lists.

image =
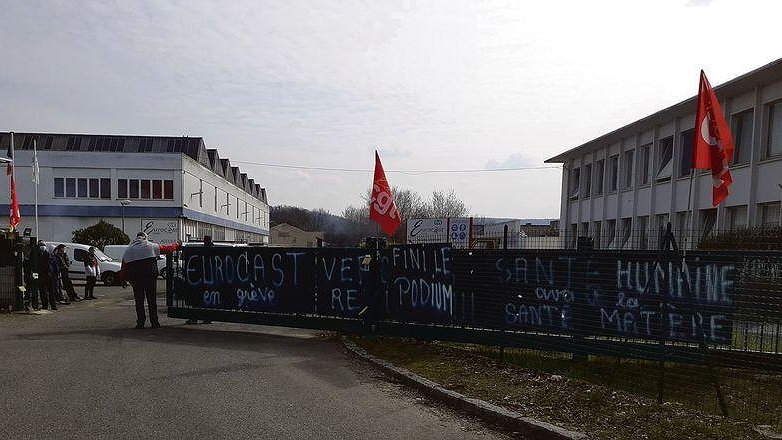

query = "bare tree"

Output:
[[427, 189, 469, 218]]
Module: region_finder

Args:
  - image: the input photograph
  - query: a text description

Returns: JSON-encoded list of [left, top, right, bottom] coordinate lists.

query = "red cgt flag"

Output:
[[693, 70, 734, 206], [9, 175, 20, 232], [369, 151, 402, 236]]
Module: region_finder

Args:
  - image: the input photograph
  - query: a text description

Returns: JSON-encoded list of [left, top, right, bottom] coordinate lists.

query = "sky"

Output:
[[1, 0, 781, 219]]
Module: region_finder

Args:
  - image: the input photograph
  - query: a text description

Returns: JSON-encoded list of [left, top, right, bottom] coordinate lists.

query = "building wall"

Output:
[[270, 224, 323, 247], [555, 74, 782, 249], [0, 149, 269, 243]]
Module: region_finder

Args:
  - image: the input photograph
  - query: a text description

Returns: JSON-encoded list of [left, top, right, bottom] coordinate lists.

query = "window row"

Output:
[[568, 102, 782, 199], [54, 178, 111, 199], [118, 179, 174, 200]]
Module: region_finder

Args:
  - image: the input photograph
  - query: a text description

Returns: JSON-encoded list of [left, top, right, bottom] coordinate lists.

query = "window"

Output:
[[54, 178, 64, 197], [583, 163, 592, 198], [569, 223, 578, 249], [580, 222, 589, 237], [569, 167, 580, 198], [699, 208, 717, 241], [656, 136, 673, 180], [594, 159, 604, 196], [637, 216, 649, 249], [620, 218, 632, 249], [726, 205, 747, 230], [66, 178, 76, 197], [731, 109, 753, 164], [622, 150, 634, 189], [66, 136, 82, 151], [140, 180, 151, 199], [100, 178, 111, 199], [675, 211, 689, 242], [77, 178, 88, 198], [605, 219, 616, 249], [152, 180, 162, 199], [639, 144, 651, 185], [73, 249, 87, 263], [592, 221, 601, 249], [766, 101, 782, 158], [679, 129, 694, 177], [654, 213, 669, 235], [118, 179, 128, 199], [164, 180, 174, 200], [44, 136, 53, 150], [214, 187, 218, 212], [129, 180, 140, 198], [758, 203, 781, 227], [608, 155, 618, 192], [87, 179, 98, 198], [139, 138, 154, 153]]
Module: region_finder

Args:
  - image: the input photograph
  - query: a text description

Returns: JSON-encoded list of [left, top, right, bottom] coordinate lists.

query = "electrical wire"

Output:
[[230, 160, 562, 175]]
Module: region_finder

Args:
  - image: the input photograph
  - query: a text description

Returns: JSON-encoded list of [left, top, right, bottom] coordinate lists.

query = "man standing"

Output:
[[121, 232, 179, 329], [37, 242, 57, 310], [54, 244, 80, 302], [83, 247, 100, 300]]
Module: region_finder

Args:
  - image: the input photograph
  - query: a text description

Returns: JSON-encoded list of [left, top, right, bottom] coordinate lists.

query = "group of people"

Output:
[[29, 242, 102, 311], [25, 231, 198, 330]]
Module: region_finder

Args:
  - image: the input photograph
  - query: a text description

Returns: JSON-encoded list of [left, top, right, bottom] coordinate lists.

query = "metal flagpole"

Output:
[[684, 169, 696, 255], [33, 138, 39, 238]]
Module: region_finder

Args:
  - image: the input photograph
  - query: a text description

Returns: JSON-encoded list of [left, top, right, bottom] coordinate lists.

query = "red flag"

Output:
[[693, 70, 734, 206], [369, 151, 402, 236], [9, 174, 20, 232]]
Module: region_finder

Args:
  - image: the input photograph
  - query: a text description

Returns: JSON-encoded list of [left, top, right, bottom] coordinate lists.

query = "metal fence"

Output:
[[167, 243, 782, 428]]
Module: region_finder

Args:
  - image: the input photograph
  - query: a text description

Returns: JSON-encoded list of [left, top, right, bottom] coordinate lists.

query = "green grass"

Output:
[[353, 336, 782, 440]]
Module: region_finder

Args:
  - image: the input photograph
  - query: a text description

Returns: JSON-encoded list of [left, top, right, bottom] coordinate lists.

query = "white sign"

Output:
[[448, 217, 471, 249], [141, 219, 179, 245], [406, 218, 448, 244]]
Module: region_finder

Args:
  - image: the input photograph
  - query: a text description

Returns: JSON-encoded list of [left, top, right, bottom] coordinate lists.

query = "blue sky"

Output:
[[1, 0, 781, 218]]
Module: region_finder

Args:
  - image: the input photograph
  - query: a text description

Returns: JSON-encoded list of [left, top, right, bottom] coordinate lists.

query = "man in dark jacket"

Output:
[[37, 242, 57, 310], [121, 232, 179, 329], [54, 244, 80, 302]]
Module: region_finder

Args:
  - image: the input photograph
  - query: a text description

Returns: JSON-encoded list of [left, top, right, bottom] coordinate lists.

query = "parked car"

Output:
[[103, 244, 170, 278], [43, 242, 122, 285]]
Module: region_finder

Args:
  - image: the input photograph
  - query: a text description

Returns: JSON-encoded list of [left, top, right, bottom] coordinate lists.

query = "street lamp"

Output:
[[120, 199, 132, 235]]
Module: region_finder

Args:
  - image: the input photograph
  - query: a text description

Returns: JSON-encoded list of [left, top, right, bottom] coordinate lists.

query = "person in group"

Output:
[[185, 235, 213, 325], [121, 232, 180, 329], [37, 242, 57, 311], [50, 246, 67, 304], [54, 244, 81, 302], [83, 246, 100, 300]]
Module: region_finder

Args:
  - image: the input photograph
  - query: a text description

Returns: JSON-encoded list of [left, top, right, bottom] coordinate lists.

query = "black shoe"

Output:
[[134, 323, 144, 329], [150, 322, 161, 329], [51, 306, 57, 311]]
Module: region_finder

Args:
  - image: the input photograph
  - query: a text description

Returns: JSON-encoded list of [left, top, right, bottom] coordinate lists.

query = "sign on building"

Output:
[[141, 218, 180, 245], [407, 217, 472, 248]]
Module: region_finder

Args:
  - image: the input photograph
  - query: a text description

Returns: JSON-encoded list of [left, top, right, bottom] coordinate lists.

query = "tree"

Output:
[[72, 220, 130, 250], [427, 189, 469, 218]]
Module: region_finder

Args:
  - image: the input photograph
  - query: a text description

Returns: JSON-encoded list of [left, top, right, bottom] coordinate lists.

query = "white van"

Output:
[[103, 244, 169, 278], [44, 242, 123, 285]]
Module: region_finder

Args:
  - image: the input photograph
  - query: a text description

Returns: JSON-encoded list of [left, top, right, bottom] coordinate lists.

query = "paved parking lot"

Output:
[[0, 282, 508, 440]]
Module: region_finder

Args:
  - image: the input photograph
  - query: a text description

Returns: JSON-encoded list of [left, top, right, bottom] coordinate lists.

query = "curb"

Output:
[[342, 337, 587, 440]]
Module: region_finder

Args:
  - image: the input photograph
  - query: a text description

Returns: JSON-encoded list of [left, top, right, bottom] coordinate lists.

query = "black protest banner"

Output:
[[478, 250, 736, 344], [315, 248, 373, 317], [182, 246, 315, 314], [382, 244, 456, 324]]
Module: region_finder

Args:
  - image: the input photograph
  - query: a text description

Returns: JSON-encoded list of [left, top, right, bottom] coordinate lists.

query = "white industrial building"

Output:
[[546, 58, 782, 249], [0, 132, 269, 244]]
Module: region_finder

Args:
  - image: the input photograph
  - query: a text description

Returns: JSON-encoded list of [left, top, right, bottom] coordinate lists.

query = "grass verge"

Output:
[[352, 336, 781, 440]]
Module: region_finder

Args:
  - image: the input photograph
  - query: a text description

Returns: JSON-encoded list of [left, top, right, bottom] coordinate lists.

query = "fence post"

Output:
[[165, 252, 174, 308], [499, 225, 509, 364]]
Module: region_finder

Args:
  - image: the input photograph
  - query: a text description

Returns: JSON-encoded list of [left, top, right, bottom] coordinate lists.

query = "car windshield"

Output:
[[94, 249, 112, 262]]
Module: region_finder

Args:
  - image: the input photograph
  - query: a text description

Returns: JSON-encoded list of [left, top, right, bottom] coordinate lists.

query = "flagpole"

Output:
[[684, 168, 696, 256], [33, 138, 39, 239]]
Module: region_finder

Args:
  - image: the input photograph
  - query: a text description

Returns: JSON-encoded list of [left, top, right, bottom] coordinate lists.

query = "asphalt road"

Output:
[[0, 282, 509, 440]]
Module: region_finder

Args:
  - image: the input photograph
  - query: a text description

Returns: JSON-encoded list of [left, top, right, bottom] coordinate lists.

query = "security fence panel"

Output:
[[180, 246, 316, 314]]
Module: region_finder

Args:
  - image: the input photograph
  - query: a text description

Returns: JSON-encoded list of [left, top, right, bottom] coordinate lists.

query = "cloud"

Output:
[[484, 153, 539, 170]]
